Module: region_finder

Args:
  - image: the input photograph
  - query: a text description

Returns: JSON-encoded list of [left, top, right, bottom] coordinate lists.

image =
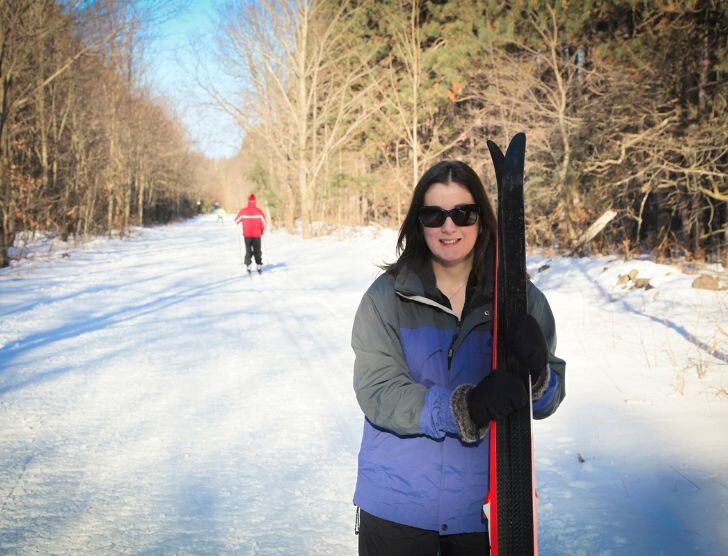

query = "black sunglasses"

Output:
[[418, 204, 480, 227]]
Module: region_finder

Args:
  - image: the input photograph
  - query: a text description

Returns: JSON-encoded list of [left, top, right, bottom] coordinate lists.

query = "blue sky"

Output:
[[144, 0, 242, 159]]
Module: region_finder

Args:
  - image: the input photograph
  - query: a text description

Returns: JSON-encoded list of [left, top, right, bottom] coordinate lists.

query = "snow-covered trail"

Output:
[[1, 216, 726, 555], [0, 218, 385, 554]]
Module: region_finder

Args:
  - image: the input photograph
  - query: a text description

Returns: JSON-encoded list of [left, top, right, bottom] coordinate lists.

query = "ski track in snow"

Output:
[[1, 216, 727, 555]]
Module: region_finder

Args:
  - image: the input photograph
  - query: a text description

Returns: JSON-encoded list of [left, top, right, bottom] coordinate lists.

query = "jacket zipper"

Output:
[[395, 291, 490, 371], [447, 321, 461, 370]]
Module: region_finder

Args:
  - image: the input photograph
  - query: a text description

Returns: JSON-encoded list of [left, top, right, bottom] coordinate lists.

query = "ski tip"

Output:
[[487, 140, 504, 161], [506, 132, 527, 155]]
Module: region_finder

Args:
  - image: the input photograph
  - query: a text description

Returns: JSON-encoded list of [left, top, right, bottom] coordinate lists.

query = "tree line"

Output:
[[212, 0, 727, 263], [0, 0, 205, 267], [2, 0, 725, 267]]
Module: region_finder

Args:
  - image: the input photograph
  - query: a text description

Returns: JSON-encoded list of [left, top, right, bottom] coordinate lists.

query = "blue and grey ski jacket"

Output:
[[351, 253, 565, 535]]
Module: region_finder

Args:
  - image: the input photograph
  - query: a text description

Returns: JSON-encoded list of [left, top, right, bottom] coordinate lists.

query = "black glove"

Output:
[[507, 313, 550, 393], [507, 313, 549, 370], [467, 370, 528, 427]]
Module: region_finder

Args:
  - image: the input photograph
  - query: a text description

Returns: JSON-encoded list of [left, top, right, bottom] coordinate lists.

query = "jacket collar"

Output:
[[392, 242, 495, 320]]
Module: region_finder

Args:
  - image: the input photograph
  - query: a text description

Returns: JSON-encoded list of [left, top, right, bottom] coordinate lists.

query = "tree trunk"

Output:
[[0, 125, 12, 267], [137, 160, 145, 226]]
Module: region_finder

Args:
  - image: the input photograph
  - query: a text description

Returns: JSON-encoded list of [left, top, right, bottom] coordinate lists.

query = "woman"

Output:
[[351, 160, 565, 555]]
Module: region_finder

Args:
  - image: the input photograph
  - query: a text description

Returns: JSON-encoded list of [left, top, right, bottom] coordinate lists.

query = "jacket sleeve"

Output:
[[352, 278, 459, 438], [527, 282, 566, 419]]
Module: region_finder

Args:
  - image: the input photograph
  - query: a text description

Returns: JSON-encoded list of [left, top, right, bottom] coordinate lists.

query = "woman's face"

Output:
[[422, 182, 479, 268]]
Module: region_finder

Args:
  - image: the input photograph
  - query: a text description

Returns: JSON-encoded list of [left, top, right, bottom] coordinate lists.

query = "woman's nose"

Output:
[[441, 215, 457, 231]]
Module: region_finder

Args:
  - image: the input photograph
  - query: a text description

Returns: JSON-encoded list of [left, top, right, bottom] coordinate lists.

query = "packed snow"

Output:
[[1, 215, 726, 555]]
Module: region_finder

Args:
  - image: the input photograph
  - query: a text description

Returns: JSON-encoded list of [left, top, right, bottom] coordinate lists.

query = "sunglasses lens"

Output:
[[451, 206, 479, 226], [449, 208, 468, 226], [418, 208, 446, 227]]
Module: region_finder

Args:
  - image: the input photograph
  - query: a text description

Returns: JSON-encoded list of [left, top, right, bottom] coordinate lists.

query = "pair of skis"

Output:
[[484, 133, 537, 555]]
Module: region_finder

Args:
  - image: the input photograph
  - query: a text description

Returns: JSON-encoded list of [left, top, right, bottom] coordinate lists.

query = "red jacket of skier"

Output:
[[234, 194, 266, 238]]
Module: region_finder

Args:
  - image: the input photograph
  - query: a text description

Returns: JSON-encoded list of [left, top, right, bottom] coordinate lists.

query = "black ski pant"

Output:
[[244, 237, 262, 266], [357, 509, 488, 556]]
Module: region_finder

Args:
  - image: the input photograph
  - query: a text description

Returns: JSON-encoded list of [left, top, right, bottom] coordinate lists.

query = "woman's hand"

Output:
[[466, 371, 528, 427], [507, 313, 549, 370], [507, 313, 550, 396]]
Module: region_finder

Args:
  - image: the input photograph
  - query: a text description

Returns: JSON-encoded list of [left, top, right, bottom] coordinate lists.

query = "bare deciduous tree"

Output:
[[1, 0, 202, 266], [207, 0, 378, 236]]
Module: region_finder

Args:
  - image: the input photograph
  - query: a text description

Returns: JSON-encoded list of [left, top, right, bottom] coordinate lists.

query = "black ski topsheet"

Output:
[[486, 133, 536, 555]]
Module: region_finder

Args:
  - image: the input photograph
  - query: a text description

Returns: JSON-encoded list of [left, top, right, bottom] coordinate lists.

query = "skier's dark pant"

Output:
[[244, 237, 262, 266], [357, 509, 488, 556]]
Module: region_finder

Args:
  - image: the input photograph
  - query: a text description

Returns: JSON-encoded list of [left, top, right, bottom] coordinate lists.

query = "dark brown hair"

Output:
[[384, 160, 497, 286]]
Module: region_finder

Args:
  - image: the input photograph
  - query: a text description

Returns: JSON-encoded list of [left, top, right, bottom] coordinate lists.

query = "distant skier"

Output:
[[214, 206, 226, 224], [234, 193, 266, 273]]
